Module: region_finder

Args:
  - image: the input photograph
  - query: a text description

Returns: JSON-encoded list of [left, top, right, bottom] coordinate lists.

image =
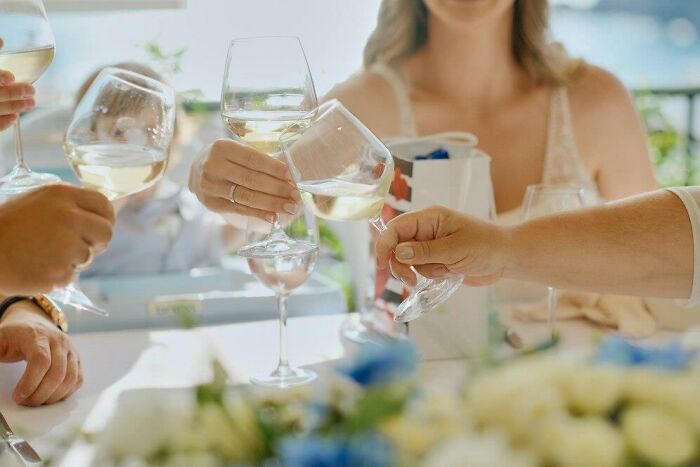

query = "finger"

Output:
[[0, 69, 15, 86], [72, 188, 116, 223], [73, 210, 114, 253], [0, 114, 17, 131], [414, 264, 451, 279], [62, 356, 84, 401], [204, 196, 274, 223], [390, 256, 417, 287], [213, 139, 292, 181], [394, 236, 459, 266], [12, 337, 51, 404], [204, 158, 297, 199], [200, 175, 298, 214], [0, 97, 34, 116], [376, 225, 399, 270], [46, 349, 79, 404], [23, 342, 67, 406], [0, 83, 34, 102], [463, 274, 500, 287]]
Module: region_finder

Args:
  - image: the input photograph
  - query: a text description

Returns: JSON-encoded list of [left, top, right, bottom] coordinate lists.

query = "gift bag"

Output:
[[374, 132, 494, 360]]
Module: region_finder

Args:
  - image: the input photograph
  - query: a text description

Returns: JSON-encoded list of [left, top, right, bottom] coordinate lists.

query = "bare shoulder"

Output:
[[567, 64, 635, 119], [322, 70, 401, 137]]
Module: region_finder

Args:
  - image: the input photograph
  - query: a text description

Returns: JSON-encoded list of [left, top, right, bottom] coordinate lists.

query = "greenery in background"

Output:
[[635, 91, 695, 186]]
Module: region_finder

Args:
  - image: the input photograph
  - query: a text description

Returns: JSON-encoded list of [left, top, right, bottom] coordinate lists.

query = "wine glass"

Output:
[[53, 67, 176, 314], [280, 99, 464, 323], [0, 0, 61, 195], [221, 36, 317, 257], [244, 207, 319, 388], [520, 184, 585, 343]]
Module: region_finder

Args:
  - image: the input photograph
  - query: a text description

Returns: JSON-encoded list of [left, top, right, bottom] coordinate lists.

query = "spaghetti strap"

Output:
[[370, 63, 418, 137]]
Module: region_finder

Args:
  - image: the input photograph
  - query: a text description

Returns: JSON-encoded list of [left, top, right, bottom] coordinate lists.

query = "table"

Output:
[[0, 313, 680, 466]]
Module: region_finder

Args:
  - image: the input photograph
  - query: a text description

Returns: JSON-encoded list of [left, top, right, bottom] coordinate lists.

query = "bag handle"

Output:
[[385, 131, 479, 147]]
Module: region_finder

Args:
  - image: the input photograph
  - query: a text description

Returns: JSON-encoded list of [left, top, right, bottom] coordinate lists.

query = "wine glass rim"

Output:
[[278, 99, 391, 158], [96, 66, 174, 99], [227, 35, 303, 45]]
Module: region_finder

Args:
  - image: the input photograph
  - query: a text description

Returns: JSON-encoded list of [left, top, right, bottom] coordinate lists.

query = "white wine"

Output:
[[0, 46, 54, 83], [66, 143, 167, 200], [222, 110, 310, 155], [245, 240, 318, 295], [297, 177, 391, 221]]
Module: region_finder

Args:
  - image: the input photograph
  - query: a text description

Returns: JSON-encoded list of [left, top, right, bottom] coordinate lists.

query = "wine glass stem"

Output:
[[269, 214, 285, 239], [369, 215, 431, 289], [547, 286, 557, 340], [275, 293, 291, 374], [13, 120, 29, 172]]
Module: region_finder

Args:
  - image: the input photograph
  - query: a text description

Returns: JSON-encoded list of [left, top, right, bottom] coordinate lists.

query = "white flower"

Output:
[[558, 365, 623, 415], [622, 405, 696, 466], [537, 417, 623, 467], [198, 397, 263, 462], [422, 431, 536, 467]]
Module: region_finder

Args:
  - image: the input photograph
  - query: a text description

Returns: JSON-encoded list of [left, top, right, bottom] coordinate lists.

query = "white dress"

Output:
[[370, 62, 601, 218], [668, 187, 700, 306]]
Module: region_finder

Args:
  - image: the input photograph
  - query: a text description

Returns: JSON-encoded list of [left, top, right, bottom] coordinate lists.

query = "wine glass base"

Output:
[[250, 367, 317, 388], [48, 284, 109, 317], [394, 275, 463, 323], [0, 171, 61, 196], [238, 237, 317, 258], [340, 312, 404, 344]]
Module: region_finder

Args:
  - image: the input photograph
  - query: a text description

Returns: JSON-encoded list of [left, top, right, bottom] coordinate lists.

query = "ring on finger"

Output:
[[228, 183, 238, 203]]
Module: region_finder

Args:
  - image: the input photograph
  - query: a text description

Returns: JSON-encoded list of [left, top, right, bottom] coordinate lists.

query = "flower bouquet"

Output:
[[81, 337, 700, 467]]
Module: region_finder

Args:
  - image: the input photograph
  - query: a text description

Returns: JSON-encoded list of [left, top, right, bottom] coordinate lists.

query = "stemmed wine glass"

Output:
[[54, 67, 176, 314], [0, 0, 61, 195], [245, 208, 319, 387], [520, 184, 585, 343], [221, 36, 317, 257], [281, 99, 464, 323]]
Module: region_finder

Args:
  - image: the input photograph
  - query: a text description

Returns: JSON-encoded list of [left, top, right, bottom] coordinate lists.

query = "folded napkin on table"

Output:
[[511, 292, 657, 338]]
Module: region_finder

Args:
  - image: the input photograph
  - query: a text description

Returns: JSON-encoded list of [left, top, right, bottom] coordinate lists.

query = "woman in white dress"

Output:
[[327, 0, 657, 215]]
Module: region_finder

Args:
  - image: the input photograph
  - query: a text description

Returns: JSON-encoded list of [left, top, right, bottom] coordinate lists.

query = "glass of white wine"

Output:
[[245, 207, 319, 388], [221, 36, 317, 257], [55, 67, 176, 314], [0, 0, 61, 195], [281, 99, 464, 323]]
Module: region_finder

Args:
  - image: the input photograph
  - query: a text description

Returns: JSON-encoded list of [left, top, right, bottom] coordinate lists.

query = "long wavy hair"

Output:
[[363, 0, 583, 86]]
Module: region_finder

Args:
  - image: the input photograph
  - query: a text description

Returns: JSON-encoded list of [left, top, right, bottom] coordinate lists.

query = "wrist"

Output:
[[498, 225, 520, 280], [1, 300, 49, 325]]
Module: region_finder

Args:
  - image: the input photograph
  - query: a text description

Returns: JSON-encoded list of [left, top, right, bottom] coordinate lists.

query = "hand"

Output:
[[376, 206, 509, 287], [189, 139, 300, 223], [0, 300, 82, 406], [0, 39, 36, 131], [0, 184, 115, 295]]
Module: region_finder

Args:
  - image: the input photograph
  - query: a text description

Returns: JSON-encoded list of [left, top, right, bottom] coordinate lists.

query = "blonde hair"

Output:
[[364, 0, 583, 86]]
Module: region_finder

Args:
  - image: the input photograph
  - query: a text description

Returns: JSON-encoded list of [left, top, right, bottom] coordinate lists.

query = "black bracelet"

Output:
[[0, 296, 28, 321]]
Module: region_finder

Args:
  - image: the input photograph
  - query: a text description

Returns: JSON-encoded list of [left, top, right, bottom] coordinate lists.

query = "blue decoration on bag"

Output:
[[415, 147, 449, 160]]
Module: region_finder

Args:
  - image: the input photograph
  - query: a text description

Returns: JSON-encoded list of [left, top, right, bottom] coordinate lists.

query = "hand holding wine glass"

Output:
[[48, 67, 175, 315], [0, 39, 36, 132], [0, 0, 60, 194]]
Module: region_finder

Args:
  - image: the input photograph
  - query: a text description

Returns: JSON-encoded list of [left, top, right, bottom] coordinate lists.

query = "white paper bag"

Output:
[[374, 132, 494, 360]]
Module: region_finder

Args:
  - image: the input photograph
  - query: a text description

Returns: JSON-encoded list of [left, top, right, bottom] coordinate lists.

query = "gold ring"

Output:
[[228, 183, 238, 203], [76, 247, 94, 270]]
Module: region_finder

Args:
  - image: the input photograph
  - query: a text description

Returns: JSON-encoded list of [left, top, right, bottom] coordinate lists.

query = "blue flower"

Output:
[[279, 434, 394, 467], [596, 336, 695, 370], [338, 340, 419, 387]]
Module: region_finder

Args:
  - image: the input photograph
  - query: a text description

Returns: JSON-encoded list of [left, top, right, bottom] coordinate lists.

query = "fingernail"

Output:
[[430, 266, 448, 278], [396, 245, 414, 260], [284, 202, 298, 214]]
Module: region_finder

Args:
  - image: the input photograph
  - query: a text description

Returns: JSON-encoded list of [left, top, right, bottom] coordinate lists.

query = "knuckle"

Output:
[[240, 171, 257, 188], [235, 187, 253, 204]]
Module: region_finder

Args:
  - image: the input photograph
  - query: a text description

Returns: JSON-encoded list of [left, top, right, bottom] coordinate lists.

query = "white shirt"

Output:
[[668, 187, 700, 306]]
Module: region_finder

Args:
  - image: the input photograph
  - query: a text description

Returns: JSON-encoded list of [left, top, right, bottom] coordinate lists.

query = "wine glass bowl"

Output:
[[64, 67, 176, 200], [280, 99, 464, 324], [0, 0, 60, 195]]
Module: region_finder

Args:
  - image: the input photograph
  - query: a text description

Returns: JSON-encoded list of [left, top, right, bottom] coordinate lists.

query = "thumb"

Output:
[[394, 235, 460, 266]]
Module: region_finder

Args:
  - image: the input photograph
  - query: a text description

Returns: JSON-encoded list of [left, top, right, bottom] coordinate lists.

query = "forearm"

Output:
[[504, 190, 694, 299]]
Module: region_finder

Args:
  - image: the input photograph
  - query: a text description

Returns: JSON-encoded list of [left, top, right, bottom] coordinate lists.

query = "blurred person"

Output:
[[375, 187, 696, 304], [77, 63, 244, 277], [328, 0, 656, 215]]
